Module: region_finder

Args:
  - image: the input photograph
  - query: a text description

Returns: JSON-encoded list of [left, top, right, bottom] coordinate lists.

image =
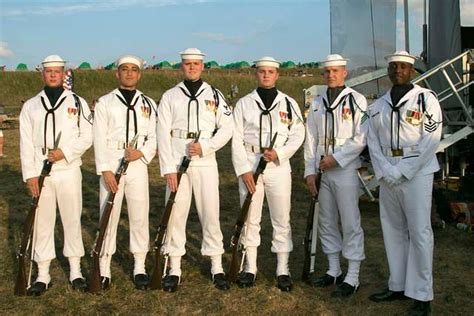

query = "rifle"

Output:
[[301, 166, 323, 282], [14, 132, 62, 296], [227, 133, 278, 283], [88, 134, 140, 294], [149, 131, 201, 290]]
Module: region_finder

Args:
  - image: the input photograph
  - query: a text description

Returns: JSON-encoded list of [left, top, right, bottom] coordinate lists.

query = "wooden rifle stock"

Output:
[[88, 134, 139, 294], [227, 133, 278, 283], [149, 132, 200, 290], [14, 133, 61, 296]]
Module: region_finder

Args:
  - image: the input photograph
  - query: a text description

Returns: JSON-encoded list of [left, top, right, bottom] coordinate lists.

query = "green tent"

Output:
[[205, 60, 220, 69], [77, 62, 91, 70], [104, 62, 117, 70], [224, 61, 250, 69], [155, 61, 172, 69], [16, 63, 28, 71], [281, 61, 296, 69], [172, 62, 181, 69]]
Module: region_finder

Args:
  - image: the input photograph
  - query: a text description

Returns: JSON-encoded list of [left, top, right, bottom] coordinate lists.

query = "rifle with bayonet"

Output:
[[88, 134, 140, 294], [149, 131, 201, 290], [301, 162, 323, 282], [14, 132, 62, 296], [227, 132, 278, 283]]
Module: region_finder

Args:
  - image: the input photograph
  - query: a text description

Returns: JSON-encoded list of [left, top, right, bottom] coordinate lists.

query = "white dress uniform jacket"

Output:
[[368, 84, 442, 301], [157, 81, 232, 266], [232, 89, 305, 261], [19, 89, 92, 267]]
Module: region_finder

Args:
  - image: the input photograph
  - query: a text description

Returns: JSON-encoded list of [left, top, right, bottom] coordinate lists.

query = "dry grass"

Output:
[[0, 71, 473, 315]]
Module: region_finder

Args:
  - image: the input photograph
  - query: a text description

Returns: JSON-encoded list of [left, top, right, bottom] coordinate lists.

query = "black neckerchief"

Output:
[[184, 79, 203, 97], [115, 89, 139, 145], [44, 86, 64, 106], [41, 87, 67, 154], [179, 81, 205, 133], [390, 83, 414, 106], [255, 88, 279, 150], [257, 87, 278, 109], [322, 87, 348, 154], [119, 88, 137, 105]]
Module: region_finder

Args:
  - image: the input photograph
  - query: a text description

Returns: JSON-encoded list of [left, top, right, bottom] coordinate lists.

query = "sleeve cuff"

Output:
[[96, 163, 112, 174]]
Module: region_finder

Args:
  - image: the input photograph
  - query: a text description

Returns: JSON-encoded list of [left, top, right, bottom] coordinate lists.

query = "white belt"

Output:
[[317, 144, 343, 154], [170, 129, 213, 139], [318, 137, 347, 146], [381, 145, 418, 157], [244, 142, 279, 154], [107, 140, 129, 150]]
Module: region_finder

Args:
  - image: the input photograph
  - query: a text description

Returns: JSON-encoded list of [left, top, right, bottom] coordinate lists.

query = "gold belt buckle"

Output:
[[391, 148, 404, 157], [186, 132, 196, 139]]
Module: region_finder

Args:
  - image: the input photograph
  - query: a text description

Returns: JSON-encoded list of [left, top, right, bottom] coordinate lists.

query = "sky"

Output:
[[0, 0, 472, 70]]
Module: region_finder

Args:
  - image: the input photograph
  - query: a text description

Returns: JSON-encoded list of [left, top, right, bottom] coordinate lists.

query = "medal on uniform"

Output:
[[279, 111, 289, 125], [67, 107, 77, 119], [342, 107, 352, 121], [406, 109, 422, 126], [141, 105, 150, 118], [205, 100, 216, 113]]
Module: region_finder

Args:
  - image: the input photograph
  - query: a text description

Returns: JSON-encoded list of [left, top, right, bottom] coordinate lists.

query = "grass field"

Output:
[[0, 71, 473, 315]]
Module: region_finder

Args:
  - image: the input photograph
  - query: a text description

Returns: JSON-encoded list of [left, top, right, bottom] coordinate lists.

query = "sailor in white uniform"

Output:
[[232, 56, 305, 292], [93, 55, 157, 290], [304, 54, 368, 297], [368, 51, 442, 316], [156, 48, 233, 292], [19, 54, 93, 295]]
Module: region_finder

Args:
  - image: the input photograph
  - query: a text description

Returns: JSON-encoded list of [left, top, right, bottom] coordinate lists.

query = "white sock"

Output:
[[210, 255, 224, 275], [344, 260, 361, 287], [133, 252, 147, 276], [244, 246, 257, 274], [169, 256, 182, 277], [276, 252, 290, 276], [99, 255, 112, 278], [327, 252, 342, 277], [36, 260, 51, 284], [68, 256, 83, 282]]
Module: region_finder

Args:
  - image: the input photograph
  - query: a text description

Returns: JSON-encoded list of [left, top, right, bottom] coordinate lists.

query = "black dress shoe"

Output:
[[71, 277, 87, 291], [101, 277, 111, 291], [27, 282, 51, 296], [213, 273, 230, 291], [277, 275, 293, 292], [133, 274, 149, 290], [162, 275, 179, 292], [408, 300, 431, 316], [331, 282, 358, 298], [311, 273, 345, 287], [369, 288, 409, 302], [237, 272, 256, 288]]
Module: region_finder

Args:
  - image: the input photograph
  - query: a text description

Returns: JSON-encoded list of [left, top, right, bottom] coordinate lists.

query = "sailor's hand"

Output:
[[319, 155, 337, 171], [165, 173, 178, 192], [305, 175, 318, 197], [125, 147, 143, 162], [263, 149, 278, 162], [241, 172, 256, 194], [48, 149, 64, 162], [26, 177, 40, 197], [188, 142, 202, 157], [102, 171, 118, 193]]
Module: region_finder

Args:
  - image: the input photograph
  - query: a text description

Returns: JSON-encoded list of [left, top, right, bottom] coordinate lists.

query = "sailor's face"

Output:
[[116, 63, 141, 89], [42, 67, 65, 88], [388, 61, 414, 85], [323, 66, 347, 88], [181, 59, 204, 81], [256, 66, 279, 89]]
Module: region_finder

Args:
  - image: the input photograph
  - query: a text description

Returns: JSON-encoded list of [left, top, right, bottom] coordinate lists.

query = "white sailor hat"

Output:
[[41, 55, 66, 68], [180, 48, 206, 60], [320, 54, 348, 67], [254, 56, 280, 68], [384, 51, 416, 65], [116, 55, 144, 69]]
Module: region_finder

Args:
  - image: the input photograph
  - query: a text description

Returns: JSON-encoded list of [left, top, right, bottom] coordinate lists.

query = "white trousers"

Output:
[[33, 167, 85, 262], [318, 167, 365, 261], [99, 160, 150, 256], [239, 166, 293, 253], [379, 173, 434, 301], [163, 165, 224, 257]]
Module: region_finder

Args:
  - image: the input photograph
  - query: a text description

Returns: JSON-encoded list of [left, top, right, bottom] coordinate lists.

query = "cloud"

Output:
[[192, 32, 244, 45], [0, 42, 14, 58], [2, 0, 212, 17]]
